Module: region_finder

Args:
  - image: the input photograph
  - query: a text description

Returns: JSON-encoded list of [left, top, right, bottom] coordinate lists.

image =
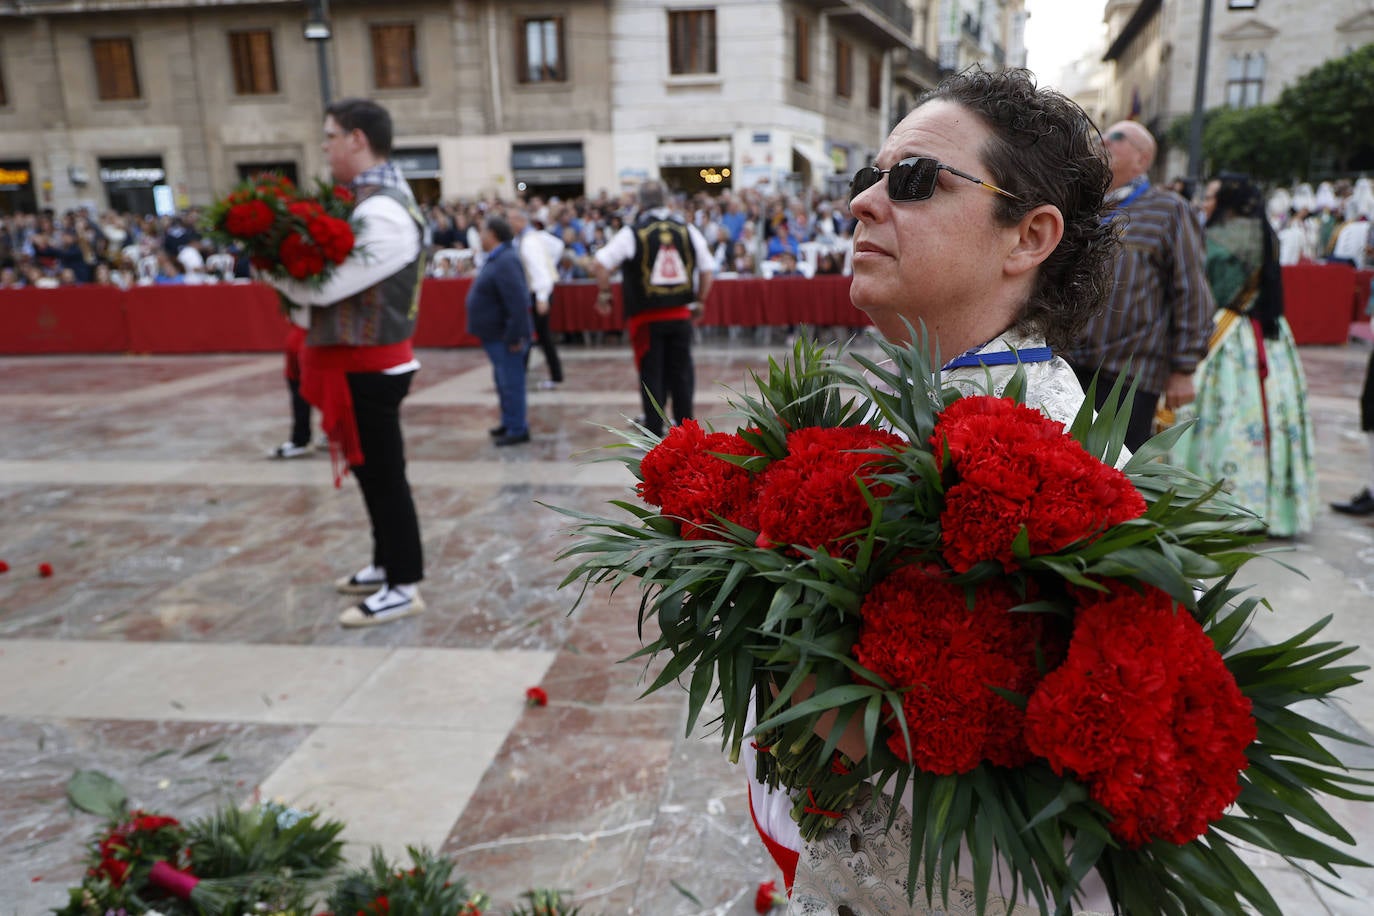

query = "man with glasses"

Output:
[[265, 98, 427, 628], [1065, 119, 1214, 451]]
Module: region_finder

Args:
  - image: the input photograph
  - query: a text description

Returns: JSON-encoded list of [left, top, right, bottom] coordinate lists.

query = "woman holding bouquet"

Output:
[[745, 67, 1119, 913]]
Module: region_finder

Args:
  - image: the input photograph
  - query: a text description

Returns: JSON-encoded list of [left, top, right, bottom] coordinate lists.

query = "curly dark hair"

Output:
[[919, 67, 1116, 351]]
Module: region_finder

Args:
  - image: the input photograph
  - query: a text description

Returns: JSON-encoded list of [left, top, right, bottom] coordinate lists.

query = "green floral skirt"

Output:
[[1172, 314, 1316, 537]]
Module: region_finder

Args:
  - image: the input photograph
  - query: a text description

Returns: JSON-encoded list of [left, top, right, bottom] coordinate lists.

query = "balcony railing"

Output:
[[854, 0, 915, 37], [905, 46, 942, 85]]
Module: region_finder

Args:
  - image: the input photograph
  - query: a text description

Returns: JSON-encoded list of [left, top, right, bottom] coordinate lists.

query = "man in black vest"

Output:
[[592, 180, 715, 436], [266, 98, 427, 628]]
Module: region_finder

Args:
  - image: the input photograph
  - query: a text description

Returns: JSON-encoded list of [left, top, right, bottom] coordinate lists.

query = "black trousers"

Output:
[[347, 371, 423, 585], [638, 318, 695, 436], [1070, 364, 1159, 453], [527, 300, 563, 383], [288, 377, 312, 447], [1361, 348, 1374, 432]]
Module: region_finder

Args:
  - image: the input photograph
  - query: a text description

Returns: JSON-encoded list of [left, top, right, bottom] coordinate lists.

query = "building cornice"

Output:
[[1217, 17, 1279, 41], [0, 0, 300, 15], [1103, 0, 1161, 62], [1337, 9, 1374, 33]]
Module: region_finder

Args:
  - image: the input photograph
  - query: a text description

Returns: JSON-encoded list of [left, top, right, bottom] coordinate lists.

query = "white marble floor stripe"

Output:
[[0, 357, 280, 409], [0, 638, 556, 863], [255, 723, 509, 862]]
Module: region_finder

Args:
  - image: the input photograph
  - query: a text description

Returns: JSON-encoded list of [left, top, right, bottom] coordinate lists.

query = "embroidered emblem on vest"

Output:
[[649, 229, 689, 287]]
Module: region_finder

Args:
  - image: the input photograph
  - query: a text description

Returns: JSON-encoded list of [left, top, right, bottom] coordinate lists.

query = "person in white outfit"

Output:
[[510, 209, 564, 389]]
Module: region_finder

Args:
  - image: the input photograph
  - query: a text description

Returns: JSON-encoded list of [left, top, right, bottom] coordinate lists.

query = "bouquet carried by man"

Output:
[[203, 171, 359, 290], [557, 331, 1372, 915]]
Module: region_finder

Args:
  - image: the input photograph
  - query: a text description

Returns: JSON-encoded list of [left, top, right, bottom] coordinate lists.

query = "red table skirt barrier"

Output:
[[1282, 263, 1358, 345], [0, 275, 866, 355], [0, 285, 131, 354], [4, 269, 1369, 353]]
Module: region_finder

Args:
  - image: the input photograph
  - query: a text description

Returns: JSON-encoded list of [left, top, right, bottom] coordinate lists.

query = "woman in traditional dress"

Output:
[[1175, 174, 1317, 536], [746, 67, 1117, 914]]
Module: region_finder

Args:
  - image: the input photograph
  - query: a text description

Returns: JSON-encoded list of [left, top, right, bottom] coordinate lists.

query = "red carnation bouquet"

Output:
[[55, 776, 345, 916], [203, 171, 359, 291], [557, 332, 1372, 915]]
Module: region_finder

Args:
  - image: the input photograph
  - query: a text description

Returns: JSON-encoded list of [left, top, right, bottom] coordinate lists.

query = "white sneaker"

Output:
[[339, 586, 425, 628], [537, 379, 561, 390], [335, 565, 387, 594], [270, 441, 311, 459]]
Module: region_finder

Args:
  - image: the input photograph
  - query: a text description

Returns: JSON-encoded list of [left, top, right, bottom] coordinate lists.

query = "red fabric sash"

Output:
[[284, 326, 307, 382], [1252, 317, 1272, 451], [627, 305, 693, 369], [747, 780, 799, 893], [300, 341, 413, 486]]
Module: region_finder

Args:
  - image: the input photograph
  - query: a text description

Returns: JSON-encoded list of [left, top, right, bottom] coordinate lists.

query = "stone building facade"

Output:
[[1102, 0, 1374, 178], [0, 0, 991, 214]]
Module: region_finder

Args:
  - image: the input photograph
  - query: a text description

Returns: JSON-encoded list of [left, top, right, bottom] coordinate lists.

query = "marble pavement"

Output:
[[3, 336, 1374, 915]]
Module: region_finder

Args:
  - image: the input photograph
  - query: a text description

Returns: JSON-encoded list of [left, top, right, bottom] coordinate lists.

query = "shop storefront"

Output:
[[0, 160, 37, 214], [99, 156, 166, 216], [511, 143, 584, 200], [658, 139, 732, 194], [827, 144, 857, 200], [393, 147, 441, 205]]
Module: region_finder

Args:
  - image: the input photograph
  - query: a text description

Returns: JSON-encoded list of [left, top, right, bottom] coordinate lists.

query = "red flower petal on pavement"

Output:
[[755, 879, 784, 912], [0, 560, 9, 573], [38, 562, 53, 577], [524, 686, 549, 706]]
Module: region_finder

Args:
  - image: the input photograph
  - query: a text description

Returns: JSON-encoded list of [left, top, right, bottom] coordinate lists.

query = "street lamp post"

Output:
[[1186, 0, 1214, 185], [303, 0, 333, 108]]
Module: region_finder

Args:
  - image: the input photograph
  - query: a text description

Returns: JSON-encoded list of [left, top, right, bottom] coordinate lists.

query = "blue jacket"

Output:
[[465, 242, 533, 345]]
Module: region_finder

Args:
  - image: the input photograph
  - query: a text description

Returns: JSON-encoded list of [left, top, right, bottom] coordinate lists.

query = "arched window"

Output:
[[1226, 52, 1265, 108]]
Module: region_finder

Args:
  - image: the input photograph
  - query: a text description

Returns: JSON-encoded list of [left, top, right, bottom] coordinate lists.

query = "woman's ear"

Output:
[[1004, 205, 1064, 278]]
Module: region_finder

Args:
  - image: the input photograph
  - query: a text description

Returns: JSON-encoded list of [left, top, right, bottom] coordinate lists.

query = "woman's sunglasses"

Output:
[[849, 156, 1020, 205]]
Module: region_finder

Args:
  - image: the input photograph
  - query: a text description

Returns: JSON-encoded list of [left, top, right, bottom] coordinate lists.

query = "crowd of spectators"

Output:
[[14, 174, 1374, 292], [1264, 177, 1374, 269], [0, 208, 240, 290], [419, 187, 855, 282], [0, 186, 856, 290]]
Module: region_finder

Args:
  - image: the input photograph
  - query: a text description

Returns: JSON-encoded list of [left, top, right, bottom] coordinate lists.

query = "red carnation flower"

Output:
[[38, 562, 53, 578], [129, 814, 180, 833], [288, 199, 327, 222], [932, 395, 1145, 572], [755, 878, 785, 912], [637, 420, 762, 539], [1024, 587, 1255, 847], [279, 232, 326, 280], [852, 564, 1066, 774], [223, 199, 275, 237], [95, 855, 129, 886], [524, 686, 548, 706], [334, 184, 355, 204], [308, 215, 355, 264], [754, 425, 906, 557]]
